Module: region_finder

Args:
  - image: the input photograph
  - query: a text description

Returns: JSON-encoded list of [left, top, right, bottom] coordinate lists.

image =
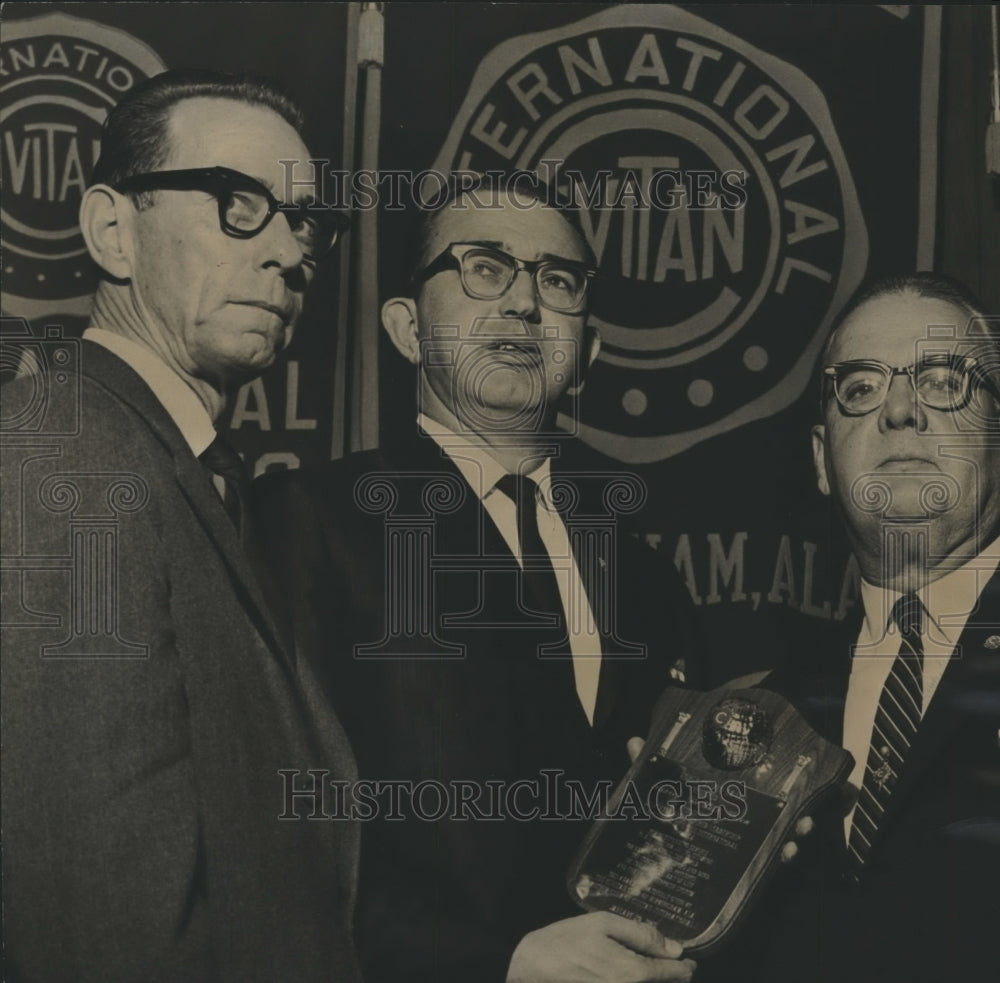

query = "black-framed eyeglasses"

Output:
[[114, 166, 349, 263], [822, 355, 987, 415], [412, 242, 596, 313]]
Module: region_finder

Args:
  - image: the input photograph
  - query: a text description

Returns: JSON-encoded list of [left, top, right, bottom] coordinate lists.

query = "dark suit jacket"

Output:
[[1, 341, 361, 982], [706, 568, 1000, 983], [253, 431, 707, 983]]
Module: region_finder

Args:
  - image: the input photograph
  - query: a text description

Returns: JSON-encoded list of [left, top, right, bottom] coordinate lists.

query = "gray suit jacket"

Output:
[[1, 341, 361, 982]]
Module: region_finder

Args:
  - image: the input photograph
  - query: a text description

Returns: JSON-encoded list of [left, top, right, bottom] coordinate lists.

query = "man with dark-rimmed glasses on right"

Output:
[[740, 272, 1000, 983]]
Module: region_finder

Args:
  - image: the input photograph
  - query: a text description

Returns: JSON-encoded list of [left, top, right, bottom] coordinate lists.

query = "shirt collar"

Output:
[[84, 328, 217, 458], [859, 535, 1000, 646], [416, 412, 553, 505]]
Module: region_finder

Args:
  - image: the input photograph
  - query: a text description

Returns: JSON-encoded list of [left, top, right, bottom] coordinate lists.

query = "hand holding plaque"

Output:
[[567, 686, 852, 955]]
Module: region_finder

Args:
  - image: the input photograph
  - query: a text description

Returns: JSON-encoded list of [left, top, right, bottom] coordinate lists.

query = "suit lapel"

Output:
[[388, 432, 512, 562], [390, 434, 588, 725], [579, 521, 618, 731], [788, 568, 1000, 866], [171, 449, 293, 669], [378, 434, 524, 646], [81, 342, 294, 674], [877, 568, 1000, 834]]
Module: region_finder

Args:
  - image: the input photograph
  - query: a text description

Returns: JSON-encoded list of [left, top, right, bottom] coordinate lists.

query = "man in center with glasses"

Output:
[[254, 178, 704, 982], [722, 273, 1000, 983], [2, 69, 360, 981]]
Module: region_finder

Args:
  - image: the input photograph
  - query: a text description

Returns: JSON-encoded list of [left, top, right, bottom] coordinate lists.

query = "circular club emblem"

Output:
[[1, 14, 166, 320], [702, 697, 773, 771], [434, 6, 867, 461]]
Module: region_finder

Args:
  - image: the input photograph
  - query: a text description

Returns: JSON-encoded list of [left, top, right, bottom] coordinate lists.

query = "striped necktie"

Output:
[[847, 591, 925, 876]]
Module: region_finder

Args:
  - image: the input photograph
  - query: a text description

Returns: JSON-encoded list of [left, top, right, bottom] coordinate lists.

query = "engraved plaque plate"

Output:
[[568, 686, 853, 955]]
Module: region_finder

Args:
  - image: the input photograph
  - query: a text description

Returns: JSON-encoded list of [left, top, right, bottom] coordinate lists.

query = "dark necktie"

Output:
[[847, 591, 925, 876], [199, 433, 249, 538], [198, 433, 293, 655], [494, 473, 564, 621]]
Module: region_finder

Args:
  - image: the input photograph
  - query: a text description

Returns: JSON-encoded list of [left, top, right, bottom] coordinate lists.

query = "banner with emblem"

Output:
[[1, 13, 166, 321], [1, 3, 350, 476], [374, 3, 941, 677], [1, 3, 941, 679]]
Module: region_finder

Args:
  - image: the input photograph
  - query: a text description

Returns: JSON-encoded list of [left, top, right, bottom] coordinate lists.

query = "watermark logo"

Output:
[[433, 5, 868, 461], [0, 14, 166, 321]]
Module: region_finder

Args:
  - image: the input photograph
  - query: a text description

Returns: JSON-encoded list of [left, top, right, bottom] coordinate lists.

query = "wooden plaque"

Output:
[[568, 686, 853, 955]]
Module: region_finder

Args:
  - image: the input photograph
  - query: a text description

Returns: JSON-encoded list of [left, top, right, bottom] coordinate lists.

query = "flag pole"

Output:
[[351, 1, 384, 451], [330, 2, 361, 460]]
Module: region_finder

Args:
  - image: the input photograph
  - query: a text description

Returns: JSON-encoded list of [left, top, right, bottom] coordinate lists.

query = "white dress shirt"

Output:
[[842, 537, 1000, 839], [418, 414, 603, 724], [83, 328, 224, 496]]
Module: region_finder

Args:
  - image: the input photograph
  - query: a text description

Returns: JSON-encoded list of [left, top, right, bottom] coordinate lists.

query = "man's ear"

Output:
[[79, 185, 134, 281], [811, 423, 831, 496], [381, 297, 421, 365]]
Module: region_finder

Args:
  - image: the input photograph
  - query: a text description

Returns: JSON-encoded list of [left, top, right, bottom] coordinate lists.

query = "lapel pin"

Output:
[[872, 746, 893, 792], [984, 635, 1000, 651]]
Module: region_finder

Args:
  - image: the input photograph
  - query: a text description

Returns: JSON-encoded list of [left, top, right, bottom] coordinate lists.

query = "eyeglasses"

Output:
[[823, 355, 987, 415], [114, 166, 349, 263], [412, 243, 596, 313]]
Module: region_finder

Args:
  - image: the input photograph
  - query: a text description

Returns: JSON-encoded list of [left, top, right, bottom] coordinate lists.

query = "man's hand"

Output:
[[506, 911, 696, 983], [625, 737, 814, 863], [777, 815, 814, 862], [625, 736, 648, 764]]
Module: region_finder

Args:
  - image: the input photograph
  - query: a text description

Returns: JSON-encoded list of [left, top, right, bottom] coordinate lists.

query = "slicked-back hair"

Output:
[[90, 68, 306, 204], [838, 273, 990, 331]]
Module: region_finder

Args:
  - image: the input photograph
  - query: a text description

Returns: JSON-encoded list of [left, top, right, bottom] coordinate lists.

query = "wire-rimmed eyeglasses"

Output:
[[822, 355, 989, 415]]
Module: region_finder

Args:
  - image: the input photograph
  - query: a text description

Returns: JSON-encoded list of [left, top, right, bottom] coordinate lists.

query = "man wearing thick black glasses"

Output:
[[728, 273, 1000, 983], [255, 179, 704, 983], [1, 69, 359, 982]]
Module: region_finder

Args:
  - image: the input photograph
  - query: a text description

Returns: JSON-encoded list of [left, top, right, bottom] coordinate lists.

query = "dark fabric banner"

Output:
[[1, 2, 350, 474], [1, 2, 940, 680]]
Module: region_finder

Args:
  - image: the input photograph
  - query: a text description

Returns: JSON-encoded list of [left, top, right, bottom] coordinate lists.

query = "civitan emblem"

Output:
[[434, 5, 867, 461], [702, 697, 773, 770]]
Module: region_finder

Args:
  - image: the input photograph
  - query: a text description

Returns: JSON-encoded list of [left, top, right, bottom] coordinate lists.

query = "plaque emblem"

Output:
[[702, 696, 773, 770]]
